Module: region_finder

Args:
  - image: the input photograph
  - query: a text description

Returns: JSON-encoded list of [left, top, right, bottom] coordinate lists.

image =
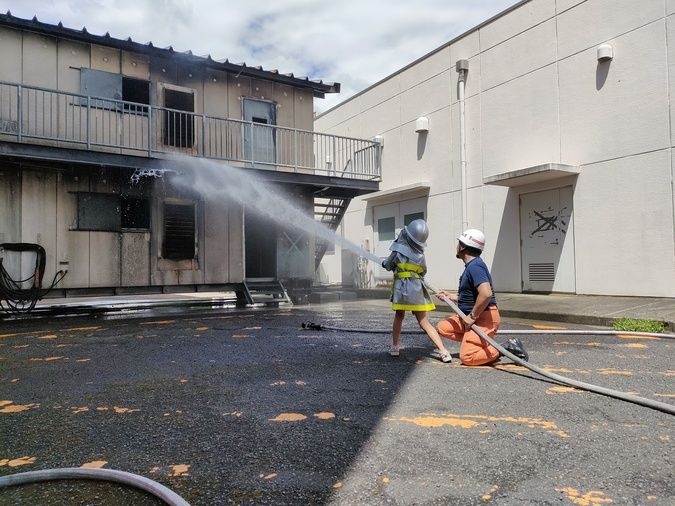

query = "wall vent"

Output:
[[529, 262, 555, 282]]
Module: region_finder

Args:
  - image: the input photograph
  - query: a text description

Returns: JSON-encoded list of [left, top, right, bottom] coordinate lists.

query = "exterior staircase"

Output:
[[241, 278, 291, 305], [314, 196, 351, 269]]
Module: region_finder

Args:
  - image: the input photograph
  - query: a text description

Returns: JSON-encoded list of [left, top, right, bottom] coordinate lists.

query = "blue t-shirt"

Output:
[[457, 257, 497, 313]]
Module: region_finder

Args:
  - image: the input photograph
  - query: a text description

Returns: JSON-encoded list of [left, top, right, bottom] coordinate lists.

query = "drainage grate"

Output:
[[529, 262, 555, 281]]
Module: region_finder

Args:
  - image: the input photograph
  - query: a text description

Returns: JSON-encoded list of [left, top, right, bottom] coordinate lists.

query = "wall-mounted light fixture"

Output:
[[597, 43, 614, 62], [415, 117, 429, 133]]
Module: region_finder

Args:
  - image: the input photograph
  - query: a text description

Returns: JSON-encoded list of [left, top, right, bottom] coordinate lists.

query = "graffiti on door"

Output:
[[529, 206, 570, 245]]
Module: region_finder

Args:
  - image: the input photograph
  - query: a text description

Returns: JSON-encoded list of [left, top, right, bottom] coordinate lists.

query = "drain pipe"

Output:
[[456, 59, 469, 230]]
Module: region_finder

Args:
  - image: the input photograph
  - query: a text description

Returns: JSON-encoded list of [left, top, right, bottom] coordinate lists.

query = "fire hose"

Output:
[[0, 468, 191, 505], [302, 282, 675, 416]]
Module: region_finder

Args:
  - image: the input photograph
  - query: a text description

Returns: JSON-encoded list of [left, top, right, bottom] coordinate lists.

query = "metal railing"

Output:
[[0, 80, 381, 181]]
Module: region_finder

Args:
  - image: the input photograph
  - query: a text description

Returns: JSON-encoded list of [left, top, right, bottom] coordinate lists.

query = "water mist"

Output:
[[155, 156, 382, 265]]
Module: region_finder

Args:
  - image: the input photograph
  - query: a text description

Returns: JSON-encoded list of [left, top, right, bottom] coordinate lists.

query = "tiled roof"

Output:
[[0, 11, 340, 98]]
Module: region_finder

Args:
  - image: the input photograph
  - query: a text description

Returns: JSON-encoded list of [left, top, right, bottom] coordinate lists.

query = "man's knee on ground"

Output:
[[459, 351, 496, 366], [436, 318, 462, 337]]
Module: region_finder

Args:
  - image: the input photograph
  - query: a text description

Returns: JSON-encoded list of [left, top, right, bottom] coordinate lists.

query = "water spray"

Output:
[[150, 155, 381, 264]]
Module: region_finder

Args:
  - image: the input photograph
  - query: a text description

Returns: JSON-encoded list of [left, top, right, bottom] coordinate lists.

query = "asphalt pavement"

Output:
[[1, 299, 673, 505]]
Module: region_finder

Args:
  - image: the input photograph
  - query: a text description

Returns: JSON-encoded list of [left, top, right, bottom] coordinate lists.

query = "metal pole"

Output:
[[86, 96, 91, 150], [16, 85, 22, 142], [201, 114, 206, 156], [457, 60, 469, 231], [148, 106, 153, 156]]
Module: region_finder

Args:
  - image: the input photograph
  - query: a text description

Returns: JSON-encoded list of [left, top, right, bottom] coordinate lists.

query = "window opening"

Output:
[[122, 77, 150, 113], [79, 69, 150, 112], [404, 212, 425, 226], [162, 202, 195, 260], [74, 192, 149, 232], [163, 88, 194, 148], [378, 217, 395, 242], [121, 197, 150, 230]]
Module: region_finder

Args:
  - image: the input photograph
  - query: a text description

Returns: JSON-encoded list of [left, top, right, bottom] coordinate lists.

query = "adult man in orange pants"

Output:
[[435, 229, 528, 366]]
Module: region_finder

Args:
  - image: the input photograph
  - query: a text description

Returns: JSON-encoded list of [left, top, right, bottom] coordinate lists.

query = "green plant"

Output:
[[611, 318, 665, 333]]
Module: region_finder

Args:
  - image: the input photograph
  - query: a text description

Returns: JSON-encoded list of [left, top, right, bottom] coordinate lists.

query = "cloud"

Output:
[[1, 0, 518, 112]]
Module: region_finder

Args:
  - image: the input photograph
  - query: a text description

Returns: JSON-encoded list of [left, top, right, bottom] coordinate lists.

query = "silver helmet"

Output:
[[404, 219, 429, 249]]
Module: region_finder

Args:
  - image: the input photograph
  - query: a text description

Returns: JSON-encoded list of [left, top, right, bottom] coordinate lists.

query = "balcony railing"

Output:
[[0, 80, 381, 181]]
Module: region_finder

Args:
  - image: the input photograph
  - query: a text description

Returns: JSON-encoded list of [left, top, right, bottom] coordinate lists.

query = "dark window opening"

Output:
[[122, 197, 151, 229], [163, 88, 194, 148], [162, 203, 195, 260], [77, 193, 121, 231], [75, 192, 150, 232], [404, 212, 425, 226], [79, 69, 150, 113], [122, 77, 150, 114], [252, 116, 268, 124]]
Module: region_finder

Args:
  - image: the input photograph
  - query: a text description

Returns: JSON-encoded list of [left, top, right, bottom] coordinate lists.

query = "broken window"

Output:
[[163, 88, 194, 148], [74, 192, 150, 232], [121, 197, 151, 230], [79, 68, 150, 112], [122, 77, 150, 114], [162, 202, 195, 260]]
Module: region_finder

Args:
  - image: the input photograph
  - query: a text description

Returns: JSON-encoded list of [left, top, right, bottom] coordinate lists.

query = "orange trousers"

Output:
[[436, 306, 501, 366]]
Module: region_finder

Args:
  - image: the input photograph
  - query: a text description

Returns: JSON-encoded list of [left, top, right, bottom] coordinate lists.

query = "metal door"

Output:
[[372, 199, 426, 283], [245, 210, 277, 279], [520, 187, 575, 292], [373, 203, 398, 283], [242, 98, 276, 165]]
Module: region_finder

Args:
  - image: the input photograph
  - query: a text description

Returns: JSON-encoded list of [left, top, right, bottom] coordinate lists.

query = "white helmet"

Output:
[[458, 229, 485, 251]]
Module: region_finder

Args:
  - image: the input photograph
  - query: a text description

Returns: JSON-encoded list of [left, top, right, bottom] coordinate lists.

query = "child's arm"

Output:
[[381, 251, 397, 271]]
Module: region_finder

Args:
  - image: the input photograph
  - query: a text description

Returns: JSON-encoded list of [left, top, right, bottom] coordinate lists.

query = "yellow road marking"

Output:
[[0, 401, 39, 413], [81, 460, 107, 468], [314, 412, 335, 420], [617, 334, 659, 340], [389, 412, 569, 437], [270, 413, 307, 422], [556, 487, 613, 505], [169, 464, 189, 477], [598, 368, 633, 376], [0, 456, 36, 467]]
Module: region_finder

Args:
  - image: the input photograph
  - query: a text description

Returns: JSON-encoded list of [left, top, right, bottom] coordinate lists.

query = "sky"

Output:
[[0, 0, 520, 113]]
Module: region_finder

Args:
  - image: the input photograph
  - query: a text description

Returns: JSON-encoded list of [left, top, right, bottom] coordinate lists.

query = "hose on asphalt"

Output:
[[301, 283, 675, 416], [301, 323, 675, 340], [0, 468, 191, 506]]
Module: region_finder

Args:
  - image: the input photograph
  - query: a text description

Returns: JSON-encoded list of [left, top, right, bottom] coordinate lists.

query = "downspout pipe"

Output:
[[456, 59, 469, 231]]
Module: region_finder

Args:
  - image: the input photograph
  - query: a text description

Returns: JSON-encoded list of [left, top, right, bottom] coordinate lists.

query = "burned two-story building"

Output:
[[0, 13, 381, 310]]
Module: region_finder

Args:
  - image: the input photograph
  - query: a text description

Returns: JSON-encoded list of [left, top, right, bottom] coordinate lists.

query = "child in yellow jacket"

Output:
[[381, 219, 452, 362]]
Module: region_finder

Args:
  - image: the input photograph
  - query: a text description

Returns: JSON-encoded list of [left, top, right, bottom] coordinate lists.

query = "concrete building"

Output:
[[0, 13, 380, 310], [315, 0, 675, 298]]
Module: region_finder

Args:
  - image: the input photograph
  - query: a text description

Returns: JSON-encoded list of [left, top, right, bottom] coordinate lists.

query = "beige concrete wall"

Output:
[[316, 0, 675, 297], [0, 24, 318, 291], [0, 27, 22, 82], [1, 163, 247, 291]]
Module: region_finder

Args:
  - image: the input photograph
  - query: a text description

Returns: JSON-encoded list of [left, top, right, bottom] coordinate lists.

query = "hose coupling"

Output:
[[301, 321, 324, 330]]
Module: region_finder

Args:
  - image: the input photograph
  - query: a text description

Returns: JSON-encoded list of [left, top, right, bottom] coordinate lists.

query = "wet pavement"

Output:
[[1, 300, 673, 505]]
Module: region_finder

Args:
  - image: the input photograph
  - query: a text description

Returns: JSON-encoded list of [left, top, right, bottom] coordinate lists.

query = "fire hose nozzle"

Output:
[[301, 321, 324, 330]]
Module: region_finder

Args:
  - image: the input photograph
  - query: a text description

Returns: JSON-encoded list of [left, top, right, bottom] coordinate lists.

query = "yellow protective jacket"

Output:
[[382, 251, 435, 311]]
